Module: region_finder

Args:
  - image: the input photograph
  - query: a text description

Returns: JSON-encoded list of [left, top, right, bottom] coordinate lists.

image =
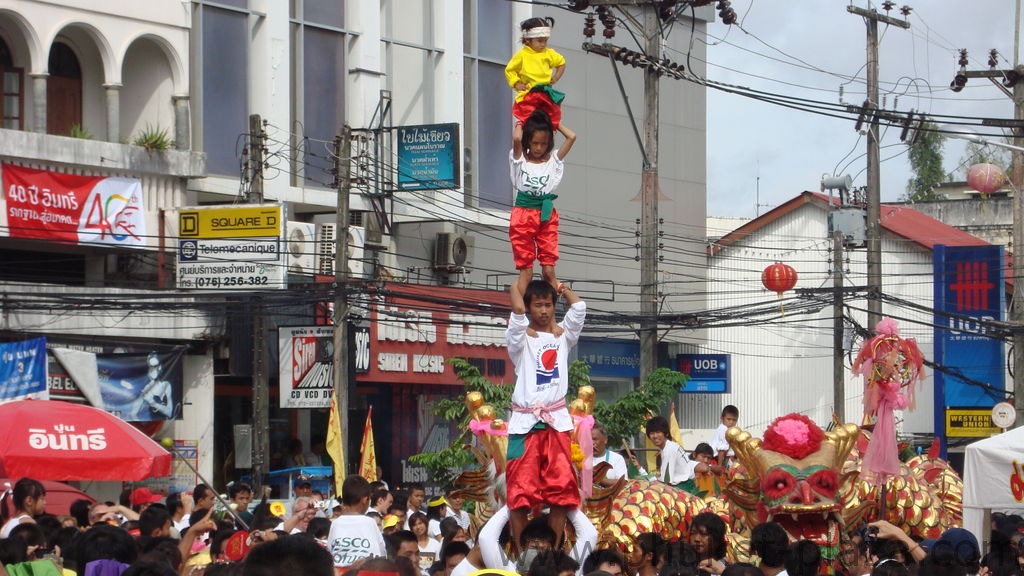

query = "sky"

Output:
[[704, 0, 1017, 218]]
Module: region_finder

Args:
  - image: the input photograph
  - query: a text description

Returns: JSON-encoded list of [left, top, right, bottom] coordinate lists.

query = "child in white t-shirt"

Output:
[[509, 109, 576, 294], [709, 405, 739, 466]]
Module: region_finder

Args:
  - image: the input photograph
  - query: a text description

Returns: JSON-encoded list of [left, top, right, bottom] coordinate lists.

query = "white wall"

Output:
[[699, 200, 938, 437]]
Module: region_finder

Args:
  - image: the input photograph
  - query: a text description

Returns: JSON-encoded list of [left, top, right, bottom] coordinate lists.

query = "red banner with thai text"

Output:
[[2, 164, 147, 247]]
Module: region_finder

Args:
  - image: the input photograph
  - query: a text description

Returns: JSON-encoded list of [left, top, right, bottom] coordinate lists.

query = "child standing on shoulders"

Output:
[[505, 277, 586, 556], [709, 405, 738, 466], [510, 110, 576, 293], [505, 17, 566, 128]]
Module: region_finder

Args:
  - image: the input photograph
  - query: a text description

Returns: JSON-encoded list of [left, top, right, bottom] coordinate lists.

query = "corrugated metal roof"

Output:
[[709, 191, 990, 256], [878, 203, 989, 249]]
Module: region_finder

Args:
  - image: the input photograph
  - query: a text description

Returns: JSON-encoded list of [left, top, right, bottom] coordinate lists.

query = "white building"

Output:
[[0, 1, 716, 487], [686, 191, 1005, 452]]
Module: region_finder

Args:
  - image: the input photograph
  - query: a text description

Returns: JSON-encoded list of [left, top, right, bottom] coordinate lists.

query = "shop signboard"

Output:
[[279, 326, 334, 409], [676, 353, 730, 393], [933, 245, 1006, 448], [176, 204, 285, 289], [396, 123, 460, 190], [361, 284, 514, 386]]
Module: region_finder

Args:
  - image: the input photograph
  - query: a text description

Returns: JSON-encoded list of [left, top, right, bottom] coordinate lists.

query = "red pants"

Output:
[[513, 91, 562, 129], [506, 426, 580, 510], [509, 207, 559, 270]]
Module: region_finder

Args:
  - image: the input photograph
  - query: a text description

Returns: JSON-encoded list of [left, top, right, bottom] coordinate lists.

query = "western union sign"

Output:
[[179, 205, 282, 238], [945, 408, 1000, 438]]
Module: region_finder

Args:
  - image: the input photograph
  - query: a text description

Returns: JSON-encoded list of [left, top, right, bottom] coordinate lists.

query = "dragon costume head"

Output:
[[725, 414, 859, 562]]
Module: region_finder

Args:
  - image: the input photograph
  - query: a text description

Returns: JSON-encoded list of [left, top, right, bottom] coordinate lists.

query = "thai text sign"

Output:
[[2, 164, 146, 247], [397, 123, 460, 190], [0, 337, 48, 401], [933, 245, 1005, 408], [176, 205, 285, 290]]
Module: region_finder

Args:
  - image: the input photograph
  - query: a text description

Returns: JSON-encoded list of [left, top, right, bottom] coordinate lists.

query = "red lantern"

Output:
[[762, 262, 798, 297], [966, 163, 1007, 196]]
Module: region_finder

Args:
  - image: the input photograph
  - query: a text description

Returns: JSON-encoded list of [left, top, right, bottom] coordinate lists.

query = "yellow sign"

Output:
[[179, 205, 282, 238], [945, 408, 1001, 438]]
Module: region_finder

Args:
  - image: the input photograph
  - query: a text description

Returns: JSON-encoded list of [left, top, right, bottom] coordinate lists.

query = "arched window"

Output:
[[0, 36, 24, 130], [47, 41, 82, 135]]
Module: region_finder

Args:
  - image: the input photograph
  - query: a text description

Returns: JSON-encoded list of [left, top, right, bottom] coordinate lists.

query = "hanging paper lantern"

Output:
[[761, 262, 798, 297], [966, 163, 1007, 196]]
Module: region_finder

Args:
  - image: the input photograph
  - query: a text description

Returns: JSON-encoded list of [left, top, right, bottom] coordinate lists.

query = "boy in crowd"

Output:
[[327, 475, 388, 570], [709, 405, 739, 467], [644, 416, 696, 493]]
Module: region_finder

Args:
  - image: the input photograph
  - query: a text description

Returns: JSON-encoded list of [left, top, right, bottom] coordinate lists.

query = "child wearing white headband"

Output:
[[504, 17, 567, 128]]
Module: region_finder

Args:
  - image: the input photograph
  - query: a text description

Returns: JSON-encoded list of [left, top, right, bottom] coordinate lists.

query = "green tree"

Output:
[[591, 368, 686, 448], [408, 359, 685, 485], [903, 122, 946, 201], [407, 358, 512, 483]]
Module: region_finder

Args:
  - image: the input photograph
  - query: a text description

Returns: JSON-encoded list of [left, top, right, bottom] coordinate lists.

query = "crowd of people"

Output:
[[0, 471, 1020, 576]]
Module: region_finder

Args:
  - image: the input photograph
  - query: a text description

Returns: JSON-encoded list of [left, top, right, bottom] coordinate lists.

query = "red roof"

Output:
[[709, 191, 989, 256]]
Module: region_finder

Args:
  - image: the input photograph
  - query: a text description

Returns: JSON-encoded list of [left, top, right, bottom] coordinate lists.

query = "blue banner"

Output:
[[0, 337, 48, 400], [933, 245, 1006, 409], [578, 338, 640, 378], [397, 123, 460, 190], [96, 350, 185, 421]]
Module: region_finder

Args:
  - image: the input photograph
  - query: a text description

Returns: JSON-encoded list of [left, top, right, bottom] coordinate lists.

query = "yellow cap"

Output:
[[382, 514, 400, 529], [428, 496, 447, 507]]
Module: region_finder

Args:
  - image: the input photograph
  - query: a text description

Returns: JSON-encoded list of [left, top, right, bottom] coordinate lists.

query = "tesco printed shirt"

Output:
[[327, 515, 387, 568], [505, 300, 586, 434], [509, 149, 565, 198]]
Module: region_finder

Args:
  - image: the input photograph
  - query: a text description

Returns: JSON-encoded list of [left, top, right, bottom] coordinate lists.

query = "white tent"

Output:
[[962, 426, 1024, 539]]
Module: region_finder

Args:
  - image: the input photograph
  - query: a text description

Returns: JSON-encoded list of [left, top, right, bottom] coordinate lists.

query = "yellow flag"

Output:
[[669, 403, 683, 445], [358, 406, 377, 481], [644, 433, 658, 474], [326, 393, 346, 495]]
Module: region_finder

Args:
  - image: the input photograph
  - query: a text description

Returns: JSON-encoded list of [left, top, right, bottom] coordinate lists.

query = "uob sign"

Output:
[[933, 244, 1005, 409]]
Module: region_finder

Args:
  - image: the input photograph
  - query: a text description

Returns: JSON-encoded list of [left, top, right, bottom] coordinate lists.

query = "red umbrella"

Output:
[[1, 479, 95, 516], [0, 400, 172, 481]]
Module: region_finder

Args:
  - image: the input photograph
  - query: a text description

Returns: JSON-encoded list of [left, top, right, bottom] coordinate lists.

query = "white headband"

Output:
[[523, 27, 551, 39]]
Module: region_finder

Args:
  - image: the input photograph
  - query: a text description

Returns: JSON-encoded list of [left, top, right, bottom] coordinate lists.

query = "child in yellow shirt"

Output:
[[505, 17, 566, 128]]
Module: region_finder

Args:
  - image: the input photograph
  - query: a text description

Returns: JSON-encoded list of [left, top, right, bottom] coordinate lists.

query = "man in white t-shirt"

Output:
[[404, 483, 427, 530], [505, 279, 586, 553], [591, 421, 628, 486], [327, 476, 388, 570], [645, 416, 696, 492], [709, 405, 738, 466]]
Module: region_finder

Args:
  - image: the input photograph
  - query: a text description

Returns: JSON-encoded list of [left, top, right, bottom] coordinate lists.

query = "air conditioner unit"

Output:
[[316, 223, 365, 278], [286, 221, 316, 275], [433, 232, 473, 271]]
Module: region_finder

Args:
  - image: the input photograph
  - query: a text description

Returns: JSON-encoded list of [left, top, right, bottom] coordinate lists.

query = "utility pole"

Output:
[[847, 5, 910, 331], [949, 50, 1024, 427], [332, 126, 353, 472], [247, 114, 269, 491], [833, 230, 846, 422], [639, 5, 660, 381], [1012, 77, 1024, 428], [579, 2, 662, 380]]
